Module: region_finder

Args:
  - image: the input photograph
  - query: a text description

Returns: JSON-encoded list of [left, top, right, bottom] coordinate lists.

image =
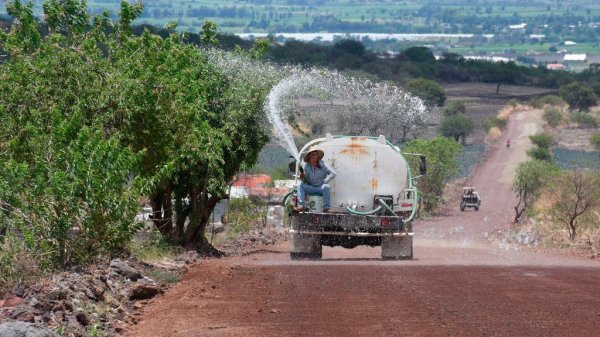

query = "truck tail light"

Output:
[[312, 214, 321, 224], [380, 217, 391, 228], [401, 203, 413, 208]]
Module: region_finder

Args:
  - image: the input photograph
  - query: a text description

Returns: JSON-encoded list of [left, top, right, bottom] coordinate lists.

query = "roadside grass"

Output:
[[129, 229, 180, 264]]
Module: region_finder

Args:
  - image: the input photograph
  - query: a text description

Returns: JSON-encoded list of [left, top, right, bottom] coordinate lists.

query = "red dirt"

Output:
[[124, 108, 600, 337]]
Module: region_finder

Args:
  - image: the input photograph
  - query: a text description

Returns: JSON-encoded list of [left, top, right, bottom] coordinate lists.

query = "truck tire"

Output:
[[460, 203, 465, 211], [289, 216, 322, 260], [475, 206, 479, 211], [381, 236, 413, 259]]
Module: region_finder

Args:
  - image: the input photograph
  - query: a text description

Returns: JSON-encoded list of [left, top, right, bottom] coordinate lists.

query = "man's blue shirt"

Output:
[[302, 160, 336, 187]]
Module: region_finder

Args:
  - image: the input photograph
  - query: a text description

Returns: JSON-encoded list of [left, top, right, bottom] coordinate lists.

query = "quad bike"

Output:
[[460, 187, 481, 211]]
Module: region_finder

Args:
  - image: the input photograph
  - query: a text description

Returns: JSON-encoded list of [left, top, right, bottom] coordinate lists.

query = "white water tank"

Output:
[[303, 135, 409, 213]]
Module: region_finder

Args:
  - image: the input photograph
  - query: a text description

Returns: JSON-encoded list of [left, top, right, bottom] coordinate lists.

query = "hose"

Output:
[[378, 199, 399, 218], [282, 191, 293, 206]]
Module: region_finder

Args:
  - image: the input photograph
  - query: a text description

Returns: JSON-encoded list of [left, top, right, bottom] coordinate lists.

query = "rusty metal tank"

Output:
[[296, 134, 412, 214]]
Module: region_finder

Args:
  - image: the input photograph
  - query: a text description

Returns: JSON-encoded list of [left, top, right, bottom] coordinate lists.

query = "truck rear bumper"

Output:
[[289, 229, 413, 237]]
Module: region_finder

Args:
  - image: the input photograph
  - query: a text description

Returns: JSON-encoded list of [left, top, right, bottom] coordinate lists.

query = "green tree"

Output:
[[439, 115, 475, 144], [407, 78, 446, 108], [403, 137, 462, 213], [443, 100, 466, 116], [0, 0, 272, 266], [513, 160, 558, 223], [559, 82, 598, 112], [401, 46, 436, 63]]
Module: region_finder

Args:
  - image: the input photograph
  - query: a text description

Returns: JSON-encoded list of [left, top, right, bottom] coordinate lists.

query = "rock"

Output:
[[128, 284, 162, 301], [2, 297, 24, 307], [12, 282, 26, 297], [0, 321, 59, 337], [109, 259, 142, 281], [13, 310, 35, 323], [75, 308, 90, 326], [206, 222, 225, 234]]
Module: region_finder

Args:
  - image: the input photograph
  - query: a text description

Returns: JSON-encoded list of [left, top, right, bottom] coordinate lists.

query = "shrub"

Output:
[[485, 116, 508, 131], [227, 197, 259, 237], [129, 229, 179, 263], [543, 107, 563, 127], [539, 95, 565, 106], [527, 147, 553, 161], [443, 100, 467, 115], [529, 133, 554, 149], [570, 113, 598, 128], [591, 134, 600, 150]]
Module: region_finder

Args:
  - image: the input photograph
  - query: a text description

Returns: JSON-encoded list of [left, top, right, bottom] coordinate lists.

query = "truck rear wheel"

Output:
[[381, 236, 413, 259], [289, 216, 322, 260]]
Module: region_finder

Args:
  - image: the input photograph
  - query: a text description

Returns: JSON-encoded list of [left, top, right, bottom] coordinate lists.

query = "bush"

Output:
[[539, 95, 565, 106], [570, 113, 598, 128], [543, 108, 563, 127], [129, 229, 179, 263], [591, 134, 600, 150], [227, 197, 259, 237], [485, 116, 508, 131], [527, 147, 553, 161], [443, 100, 466, 115], [529, 133, 554, 149]]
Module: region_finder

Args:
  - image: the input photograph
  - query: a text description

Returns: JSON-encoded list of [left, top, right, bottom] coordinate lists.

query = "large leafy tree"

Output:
[[0, 0, 271, 268], [403, 137, 462, 212], [407, 78, 446, 108], [439, 115, 475, 144], [559, 82, 598, 112]]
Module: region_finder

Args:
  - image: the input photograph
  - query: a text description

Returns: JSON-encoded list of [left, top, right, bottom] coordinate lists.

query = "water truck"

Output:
[[284, 134, 426, 260]]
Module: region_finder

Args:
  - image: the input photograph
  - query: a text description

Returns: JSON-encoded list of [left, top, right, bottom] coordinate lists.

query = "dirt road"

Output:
[[124, 109, 600, 337]]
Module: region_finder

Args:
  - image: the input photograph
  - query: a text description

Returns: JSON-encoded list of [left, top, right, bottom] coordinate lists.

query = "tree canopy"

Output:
[[559, 82, 598, 112], [0, 0, 272, 273]]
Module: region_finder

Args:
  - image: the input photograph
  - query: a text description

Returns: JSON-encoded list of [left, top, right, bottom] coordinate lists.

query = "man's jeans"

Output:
[[297, 183, 331, 209]]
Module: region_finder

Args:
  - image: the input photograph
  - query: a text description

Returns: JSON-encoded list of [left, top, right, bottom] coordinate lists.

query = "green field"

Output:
[[2, 1, 600, 35]]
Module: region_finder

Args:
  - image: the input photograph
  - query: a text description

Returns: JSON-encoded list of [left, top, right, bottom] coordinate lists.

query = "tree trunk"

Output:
[[496, 83, 501, 95], [174, 196, 190, 243], [182, 187, 224, 256], [569, 218, 578, 240], [150, 183, 173, 237]]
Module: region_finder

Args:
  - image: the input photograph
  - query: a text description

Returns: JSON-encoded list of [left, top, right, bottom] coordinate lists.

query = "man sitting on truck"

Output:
[[294, 148, 336, 213]]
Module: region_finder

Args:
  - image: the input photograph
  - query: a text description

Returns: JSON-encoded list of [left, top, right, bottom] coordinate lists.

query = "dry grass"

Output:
[[485, 126, 502, 144]]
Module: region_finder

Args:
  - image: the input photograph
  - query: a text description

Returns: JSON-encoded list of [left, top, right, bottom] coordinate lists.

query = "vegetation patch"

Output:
[[553, 148, 600, 171]]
